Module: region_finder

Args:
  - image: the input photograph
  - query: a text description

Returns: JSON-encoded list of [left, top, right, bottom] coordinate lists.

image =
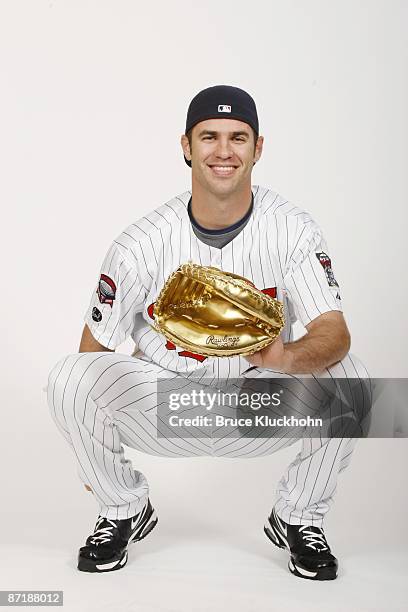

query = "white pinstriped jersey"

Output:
[[84, 185, 342, 380]]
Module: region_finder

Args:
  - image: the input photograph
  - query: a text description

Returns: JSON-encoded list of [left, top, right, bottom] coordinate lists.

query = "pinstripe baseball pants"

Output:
[[46, 351, 369, 526]]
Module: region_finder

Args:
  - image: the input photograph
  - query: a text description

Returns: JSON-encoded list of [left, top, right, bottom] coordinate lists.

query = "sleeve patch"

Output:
[[97, 274, 117, 307], [92, 307, 102, 322], [316, 252, 339, 287]]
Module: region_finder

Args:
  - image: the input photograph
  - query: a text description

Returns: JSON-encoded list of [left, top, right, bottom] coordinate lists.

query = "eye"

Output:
[[202, 135, 214, 141], [234, 136, 246, 142]]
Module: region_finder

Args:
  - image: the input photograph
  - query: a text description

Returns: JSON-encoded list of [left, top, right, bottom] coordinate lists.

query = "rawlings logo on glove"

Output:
[[206, 335, 240, 348]]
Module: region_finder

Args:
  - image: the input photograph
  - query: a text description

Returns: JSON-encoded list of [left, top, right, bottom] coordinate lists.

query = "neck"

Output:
[[190, 178, 253, 230]]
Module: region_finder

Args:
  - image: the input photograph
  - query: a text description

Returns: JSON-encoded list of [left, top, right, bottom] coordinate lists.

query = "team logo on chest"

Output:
[[316, 252, 338, 287], [97, 274, 117, 307], [261, 287, 277, 298]]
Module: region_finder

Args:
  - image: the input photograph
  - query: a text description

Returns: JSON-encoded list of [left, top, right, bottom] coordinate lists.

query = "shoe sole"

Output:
[[264, 516, 337, 581], [77, 510, 158, 574]]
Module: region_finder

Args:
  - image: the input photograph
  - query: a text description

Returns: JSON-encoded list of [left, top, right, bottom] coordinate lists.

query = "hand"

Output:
[[244, 335, 288, 371]]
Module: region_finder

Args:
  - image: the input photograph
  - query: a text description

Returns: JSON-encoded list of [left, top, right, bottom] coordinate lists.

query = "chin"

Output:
[[208, 180, 239, 197]]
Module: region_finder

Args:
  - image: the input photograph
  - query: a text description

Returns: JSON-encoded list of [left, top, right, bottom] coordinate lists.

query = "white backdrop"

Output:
[[1, 2, 407, 610]]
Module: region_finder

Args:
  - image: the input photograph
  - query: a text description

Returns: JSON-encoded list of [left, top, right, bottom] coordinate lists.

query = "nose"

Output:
[[215, 137, 233, 159]]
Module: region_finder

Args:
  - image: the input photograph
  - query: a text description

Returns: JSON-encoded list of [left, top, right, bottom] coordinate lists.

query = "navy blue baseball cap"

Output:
[[183, 85, 259, 167]]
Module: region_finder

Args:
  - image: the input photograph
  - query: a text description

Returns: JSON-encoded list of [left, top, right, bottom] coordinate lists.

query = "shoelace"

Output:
[[90, 517, 118, 546], [298, 525, 329, 552]]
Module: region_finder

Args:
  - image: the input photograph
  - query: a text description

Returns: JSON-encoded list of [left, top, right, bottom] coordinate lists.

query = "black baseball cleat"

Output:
[[264, 507, 338, 580], [77, 498, 158, 573]]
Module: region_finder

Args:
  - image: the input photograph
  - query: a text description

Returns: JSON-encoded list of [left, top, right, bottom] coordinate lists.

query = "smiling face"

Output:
[[181, 119, 263, 198]]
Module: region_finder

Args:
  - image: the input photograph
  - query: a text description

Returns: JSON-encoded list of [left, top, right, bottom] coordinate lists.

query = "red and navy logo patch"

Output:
[[316, 252, 338, 287], [97, 274, 117, 307]]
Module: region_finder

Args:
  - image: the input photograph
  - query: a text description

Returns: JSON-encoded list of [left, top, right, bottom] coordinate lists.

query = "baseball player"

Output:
[[46, 85, 369, 580]]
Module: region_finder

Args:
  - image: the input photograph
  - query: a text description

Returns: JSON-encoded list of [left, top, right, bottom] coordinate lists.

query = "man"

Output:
[[47, 85, 368, 580]]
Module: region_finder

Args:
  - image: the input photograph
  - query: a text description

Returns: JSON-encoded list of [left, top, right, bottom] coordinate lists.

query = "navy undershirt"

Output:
[[188, 195, 254, 249]]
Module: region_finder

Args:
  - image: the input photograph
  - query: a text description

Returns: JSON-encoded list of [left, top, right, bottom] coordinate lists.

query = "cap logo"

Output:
[[218, 105, 231, 113]]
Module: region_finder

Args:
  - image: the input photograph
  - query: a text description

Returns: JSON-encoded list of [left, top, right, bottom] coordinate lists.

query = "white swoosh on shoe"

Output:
[[131, 502, 148, 531]]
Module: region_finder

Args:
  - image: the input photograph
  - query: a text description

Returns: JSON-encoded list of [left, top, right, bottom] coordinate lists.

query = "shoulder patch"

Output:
[[316, 252, 339, 287], [97, 274, 117, 307]]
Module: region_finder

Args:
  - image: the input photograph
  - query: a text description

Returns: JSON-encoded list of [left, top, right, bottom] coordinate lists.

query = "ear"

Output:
[[181, 134, 192, 163], [254, 135, 264, 164]]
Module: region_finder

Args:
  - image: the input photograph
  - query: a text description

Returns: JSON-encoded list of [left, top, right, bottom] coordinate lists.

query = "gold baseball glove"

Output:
[[152, 263, 285, 357]]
